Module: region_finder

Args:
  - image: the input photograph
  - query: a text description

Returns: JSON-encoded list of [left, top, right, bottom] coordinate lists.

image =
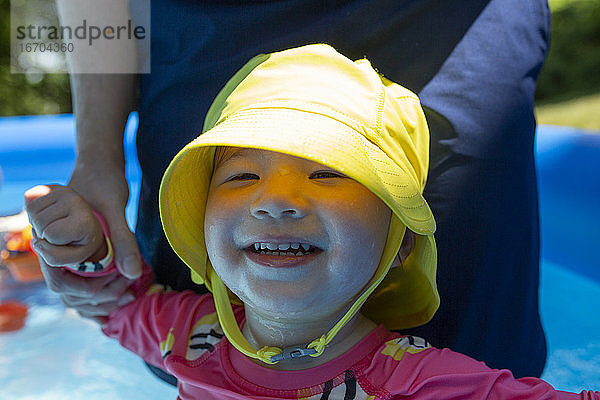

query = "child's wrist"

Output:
[[70, 236, 114, 273], [88, 237, 109, 263]]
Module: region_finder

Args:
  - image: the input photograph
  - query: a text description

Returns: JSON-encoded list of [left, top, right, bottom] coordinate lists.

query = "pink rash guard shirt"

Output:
[[60, 217, 599, 400], [61, 257, 600, 400]]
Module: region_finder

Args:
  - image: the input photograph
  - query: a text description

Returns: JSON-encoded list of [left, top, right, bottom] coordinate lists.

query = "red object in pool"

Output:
[[0, 301, 29, 332], [1, 225, 44, 283]]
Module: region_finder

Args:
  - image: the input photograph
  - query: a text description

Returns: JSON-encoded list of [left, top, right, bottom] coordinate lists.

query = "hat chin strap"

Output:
[[208, 222, 405, 365]]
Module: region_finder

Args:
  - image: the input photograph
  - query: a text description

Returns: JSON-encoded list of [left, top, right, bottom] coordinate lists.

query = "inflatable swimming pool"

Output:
[[0, 115, 598, 397], [534, 125, 600, 389]]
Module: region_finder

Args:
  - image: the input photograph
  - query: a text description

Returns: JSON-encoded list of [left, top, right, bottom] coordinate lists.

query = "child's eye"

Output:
[[226, 173, 259, 182], [310, 170, 346, 179]]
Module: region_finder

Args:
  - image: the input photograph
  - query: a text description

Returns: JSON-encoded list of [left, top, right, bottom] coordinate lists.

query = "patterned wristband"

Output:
[[71, 236, 114, 273]]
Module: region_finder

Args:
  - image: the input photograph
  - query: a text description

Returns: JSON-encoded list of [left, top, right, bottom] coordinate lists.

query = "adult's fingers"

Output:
[[28, 208, 70, 242], [23, 185, 55, 212], [31, 231, 95, 266], [68, 166, 142, 279], [110, 222, 142, 280], [89, 194, 142, 279], [41, 208, 102, 248], [24, 185, 65, 238], [24, 185, 77, 215], [25, 185, 100, 248]]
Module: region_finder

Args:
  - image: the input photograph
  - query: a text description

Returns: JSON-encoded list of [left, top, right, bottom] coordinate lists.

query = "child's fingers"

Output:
[[75, 300, 125, 318], [40, 258, 116, 297], [62, 276, 134, 307]]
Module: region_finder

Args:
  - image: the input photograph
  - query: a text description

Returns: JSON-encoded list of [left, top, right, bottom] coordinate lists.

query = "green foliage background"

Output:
[[0, 0, 72, 115], [0, 0, 599, 116], [535, 0, 600, 103]]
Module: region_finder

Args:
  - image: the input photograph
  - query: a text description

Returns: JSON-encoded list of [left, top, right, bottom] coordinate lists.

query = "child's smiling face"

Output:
[[204, 147, 391, 321]]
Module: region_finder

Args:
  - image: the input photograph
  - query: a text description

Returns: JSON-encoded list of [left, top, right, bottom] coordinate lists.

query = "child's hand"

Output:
[[24, 185, 107, 267]]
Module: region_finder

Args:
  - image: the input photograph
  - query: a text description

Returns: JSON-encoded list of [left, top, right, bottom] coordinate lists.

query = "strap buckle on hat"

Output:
[[270, 346, 317, 363]]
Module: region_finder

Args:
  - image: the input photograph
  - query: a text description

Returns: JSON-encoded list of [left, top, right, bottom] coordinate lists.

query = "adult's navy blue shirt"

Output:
[[132, 0, 551, 379]]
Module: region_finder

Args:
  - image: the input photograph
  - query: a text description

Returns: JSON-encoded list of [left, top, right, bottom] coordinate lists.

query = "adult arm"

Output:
[[49, 73, 142, 319], [67, 72, 141, 280], [40, 0, 143, 319], [57, 0, 140, 278]]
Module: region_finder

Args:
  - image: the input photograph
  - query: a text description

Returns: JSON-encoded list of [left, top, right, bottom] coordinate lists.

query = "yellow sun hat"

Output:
[[159, 44, 439, 364]]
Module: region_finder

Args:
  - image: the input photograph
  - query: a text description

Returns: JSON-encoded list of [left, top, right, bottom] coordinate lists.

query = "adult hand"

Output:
[[68, 158, 142, 279], [25, 185, 106, 265], [24, 183, 137, 321], [64, 159, 141, 320]]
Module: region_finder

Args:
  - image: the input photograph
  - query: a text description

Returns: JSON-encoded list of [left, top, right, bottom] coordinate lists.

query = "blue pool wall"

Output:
[[535, 125, 600, 281], [0, 113, 141, 229]]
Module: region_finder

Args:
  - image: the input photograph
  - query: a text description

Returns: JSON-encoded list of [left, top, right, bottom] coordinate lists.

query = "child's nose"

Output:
[[249, 178, 308, 220]]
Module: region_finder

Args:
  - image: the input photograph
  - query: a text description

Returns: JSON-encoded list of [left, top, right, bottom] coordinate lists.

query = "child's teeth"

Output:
[[253, 242, 316, 255]]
